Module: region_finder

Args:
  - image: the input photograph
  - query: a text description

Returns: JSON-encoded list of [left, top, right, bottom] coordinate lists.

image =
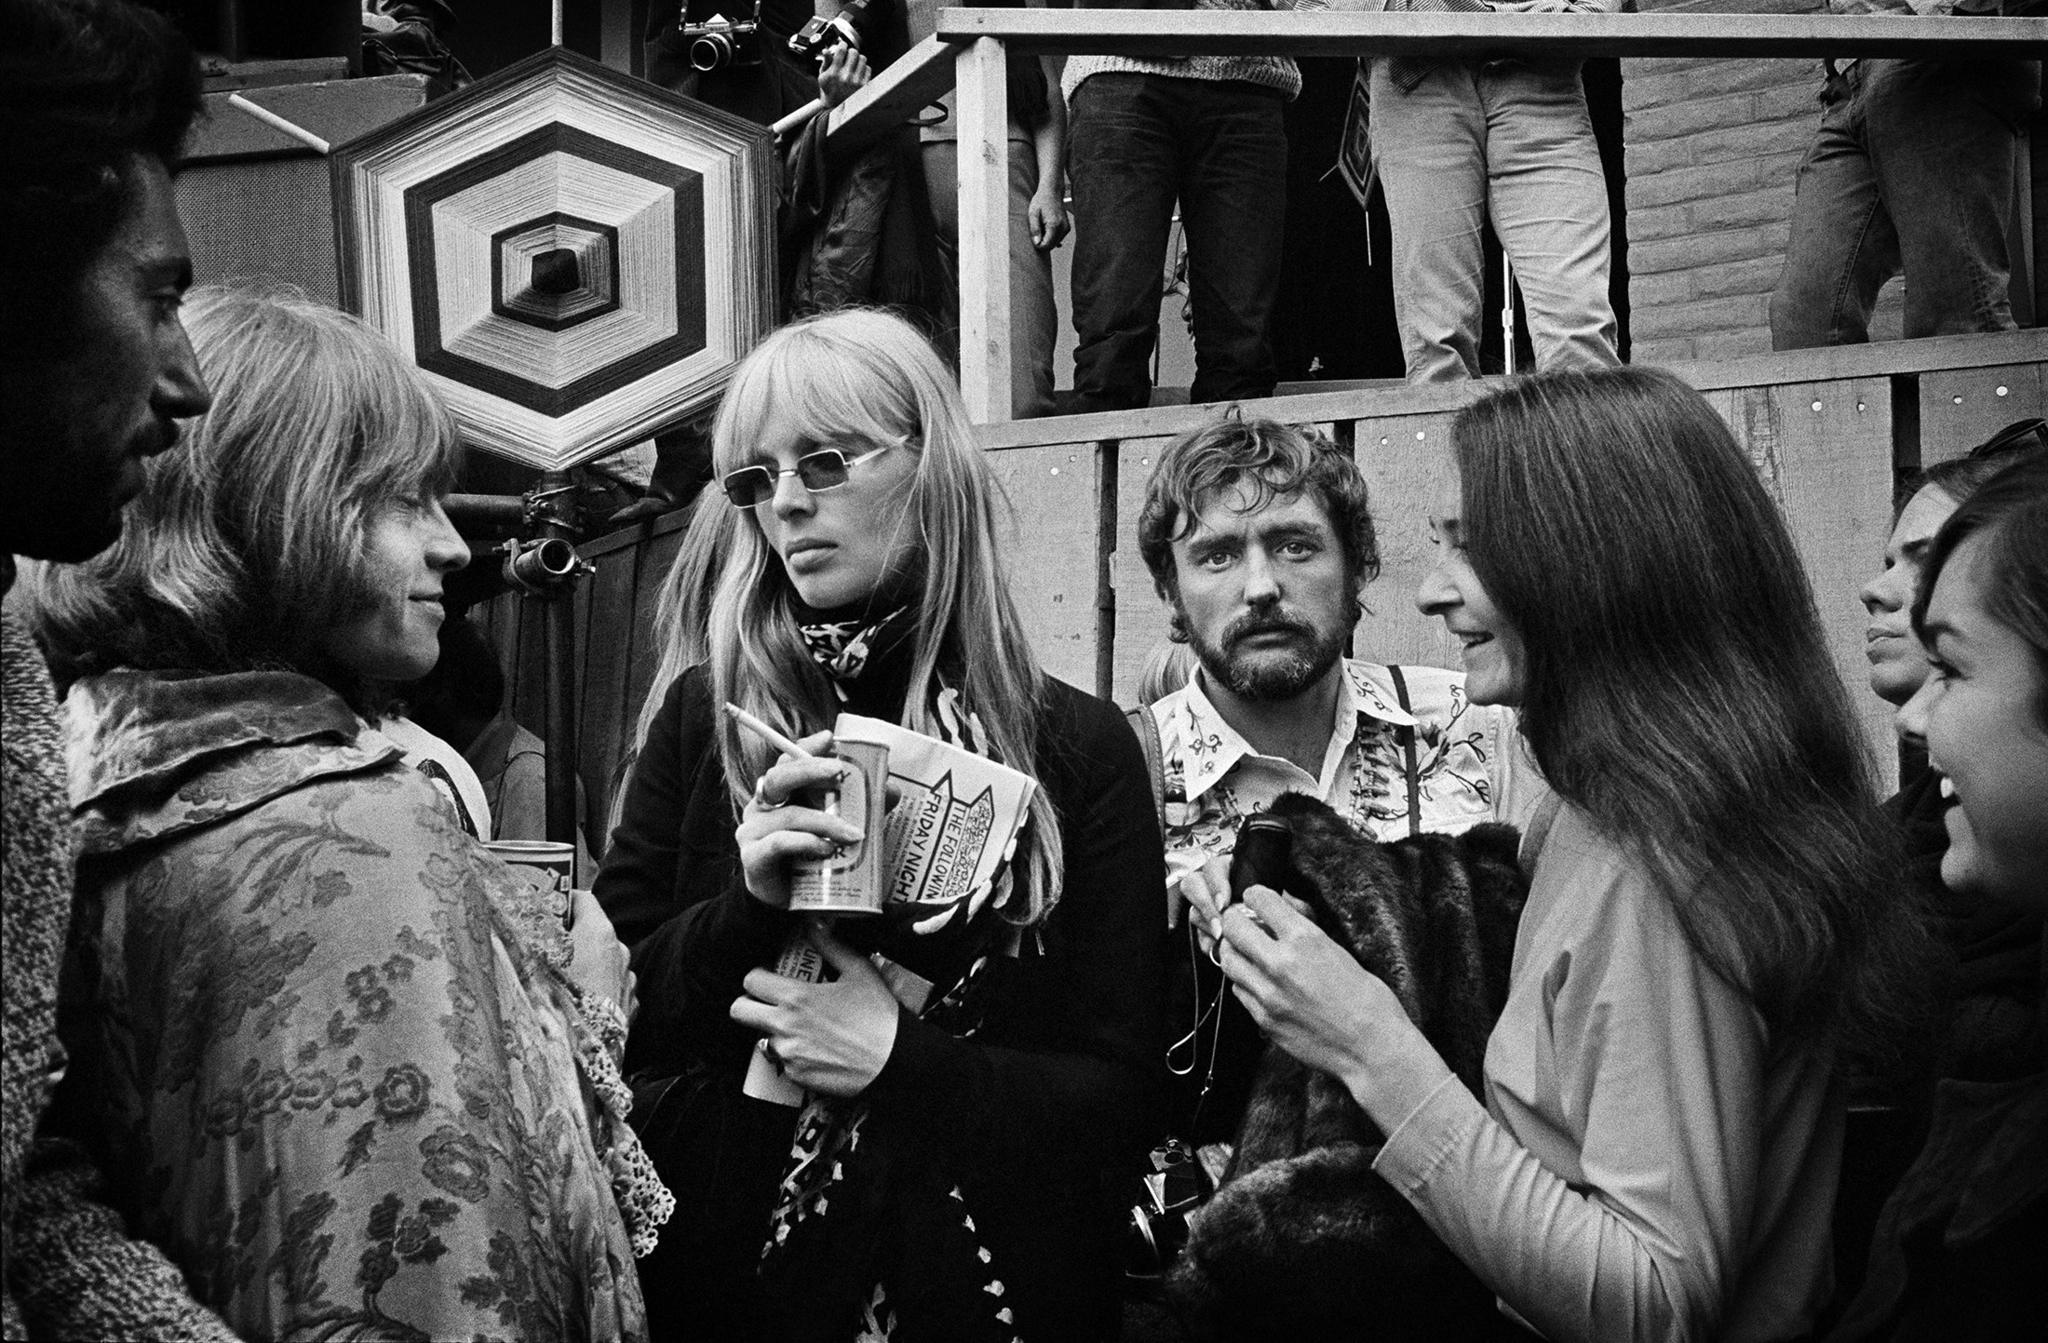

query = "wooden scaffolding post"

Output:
[[956, 35, 1014, 424]]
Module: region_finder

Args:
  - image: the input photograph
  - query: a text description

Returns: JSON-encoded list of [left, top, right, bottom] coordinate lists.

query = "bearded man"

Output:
[[1133, 417, 1543, 1144], [1, 2, 223, 1337]]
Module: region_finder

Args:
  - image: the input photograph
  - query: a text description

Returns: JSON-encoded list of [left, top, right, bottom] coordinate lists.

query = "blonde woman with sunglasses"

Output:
[[594, 307, 1164, 1343]]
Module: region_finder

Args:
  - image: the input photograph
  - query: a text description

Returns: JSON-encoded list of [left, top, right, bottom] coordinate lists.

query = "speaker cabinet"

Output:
[[177, 74, 431, 303]]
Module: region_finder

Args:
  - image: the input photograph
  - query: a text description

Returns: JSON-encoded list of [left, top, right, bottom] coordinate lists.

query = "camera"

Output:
[[1125, 1138, 1209, 1283], [787, 0, 878, 62], [678, 8, 761, 73]]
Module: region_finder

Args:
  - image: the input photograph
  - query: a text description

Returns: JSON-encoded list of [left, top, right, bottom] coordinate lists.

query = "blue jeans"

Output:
[[1067, 73, 1287, 411], [1368, 57, 1617, 383], [1771, 57, 2042, 349]]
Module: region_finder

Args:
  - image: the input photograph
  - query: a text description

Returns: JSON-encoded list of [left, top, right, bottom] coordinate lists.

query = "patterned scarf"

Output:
[[761, 607, 1022, 1343], [796, 604, 916, 695]]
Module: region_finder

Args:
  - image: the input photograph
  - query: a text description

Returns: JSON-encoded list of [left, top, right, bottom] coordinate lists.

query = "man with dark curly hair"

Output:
[[1131, 416, 1544, 1148], [0, 1, 220, 1336]]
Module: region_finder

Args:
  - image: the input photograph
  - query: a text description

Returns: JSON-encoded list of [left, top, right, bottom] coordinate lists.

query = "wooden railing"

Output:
[[484, 11, 2048, 845], [825, 10, 2048, 422], [503, 327, 2048, 837]]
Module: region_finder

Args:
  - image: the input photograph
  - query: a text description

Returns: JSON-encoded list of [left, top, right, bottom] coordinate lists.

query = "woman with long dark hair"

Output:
[[1201, 365, 1928, 1340], [1858, 424, 2045, 1083], [595, 307, 1162, 1342], [1830, 452, 2048, 1340]]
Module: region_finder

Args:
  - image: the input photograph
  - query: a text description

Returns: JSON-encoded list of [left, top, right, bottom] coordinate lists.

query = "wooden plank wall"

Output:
[[984, 335, 2048, 794], [482, 334, 2048, 849]]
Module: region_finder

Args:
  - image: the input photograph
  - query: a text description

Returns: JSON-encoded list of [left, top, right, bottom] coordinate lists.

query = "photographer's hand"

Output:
[[815, 42, 870, 109]]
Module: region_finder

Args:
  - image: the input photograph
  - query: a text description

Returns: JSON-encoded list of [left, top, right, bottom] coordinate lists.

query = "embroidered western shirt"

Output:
[[1146, 658, 1541, 880]]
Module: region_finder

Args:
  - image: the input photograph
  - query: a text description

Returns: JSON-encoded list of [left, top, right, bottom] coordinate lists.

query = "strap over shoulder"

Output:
[[1125, 703, 1166, 816]]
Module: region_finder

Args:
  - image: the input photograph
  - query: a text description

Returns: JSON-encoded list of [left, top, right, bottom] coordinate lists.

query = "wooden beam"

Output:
[[1666, 326, 2048, 395], [956, 37, 1013, 424], [974, 329, 2048, 451], [824, 34, 959, 157], [932, 11, 2048, 60]]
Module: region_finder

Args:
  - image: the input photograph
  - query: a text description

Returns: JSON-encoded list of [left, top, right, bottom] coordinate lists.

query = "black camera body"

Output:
[[787, 0, 878, 61], [1125, 1137, 1210, 1284], [679, 8, 761, 72]]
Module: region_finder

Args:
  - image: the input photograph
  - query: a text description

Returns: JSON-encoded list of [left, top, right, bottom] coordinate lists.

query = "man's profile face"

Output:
[[1168, 480, 1359, 702], [0, 155, 210, 561]]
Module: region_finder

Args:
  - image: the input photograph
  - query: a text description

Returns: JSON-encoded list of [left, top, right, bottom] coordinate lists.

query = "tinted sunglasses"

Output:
[[722, 442, 893, 509]]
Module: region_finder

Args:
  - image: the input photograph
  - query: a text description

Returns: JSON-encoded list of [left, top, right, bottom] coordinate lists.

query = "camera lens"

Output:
[[690, 32, 734, 71]]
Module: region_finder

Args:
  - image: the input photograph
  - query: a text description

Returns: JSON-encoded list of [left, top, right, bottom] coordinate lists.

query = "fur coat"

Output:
[[1170, 791, 1532, 1342]]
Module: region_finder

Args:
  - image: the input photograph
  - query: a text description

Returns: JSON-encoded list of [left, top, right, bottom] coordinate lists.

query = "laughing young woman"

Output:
[[1831, 451, 2048, 1339], [1198, 365, 1928, 1340], [594, 307, 1162, 1343], [1858, 424, 2045, 1085]]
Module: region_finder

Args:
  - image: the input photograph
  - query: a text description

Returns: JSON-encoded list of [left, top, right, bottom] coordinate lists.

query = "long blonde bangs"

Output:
[[702, 309, 1063, 925]]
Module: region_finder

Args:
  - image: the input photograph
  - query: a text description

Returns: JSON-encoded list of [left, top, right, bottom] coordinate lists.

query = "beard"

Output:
[[1186, 605, 1349, 701]]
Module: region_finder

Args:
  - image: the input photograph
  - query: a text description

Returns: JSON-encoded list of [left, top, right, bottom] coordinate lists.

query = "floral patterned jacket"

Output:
[[1149, 658, 1542, 876], [53, 668, 657, 1343]]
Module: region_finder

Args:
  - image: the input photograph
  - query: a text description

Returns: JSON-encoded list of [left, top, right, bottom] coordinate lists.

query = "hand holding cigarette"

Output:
[[725, 704, 861, 909]]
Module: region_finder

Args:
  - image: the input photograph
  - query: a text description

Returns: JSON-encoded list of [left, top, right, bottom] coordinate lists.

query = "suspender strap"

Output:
[[1386, 665, 1422, 838], [1126, 703, 1166, 816]]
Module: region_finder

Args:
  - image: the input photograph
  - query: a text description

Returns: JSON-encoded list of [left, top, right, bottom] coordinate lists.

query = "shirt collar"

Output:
[[1165, 658, 1417, 804]]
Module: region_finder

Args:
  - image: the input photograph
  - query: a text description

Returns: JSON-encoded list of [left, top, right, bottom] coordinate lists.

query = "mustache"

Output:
[[1223, 611, 1315, 645]]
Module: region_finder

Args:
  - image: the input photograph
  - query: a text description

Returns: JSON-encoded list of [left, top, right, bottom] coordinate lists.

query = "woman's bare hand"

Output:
[[736, 731, 864, 908], [1215, 886, 1397, 1082], [564, 888, 634, 1014], [729, 920, 900, 1097]]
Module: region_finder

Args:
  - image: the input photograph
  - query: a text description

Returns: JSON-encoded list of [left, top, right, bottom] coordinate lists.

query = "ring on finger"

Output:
[[758, 1038, 782, 1067], [752, 777, 783, 811]]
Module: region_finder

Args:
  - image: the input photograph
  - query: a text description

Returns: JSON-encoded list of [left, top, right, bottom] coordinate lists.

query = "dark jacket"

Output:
[[596, 663, 1165, 1342], [782, 119, 955, 351], [1826, 1064, 2048, 1341], [1888, 761, 2044, 1082]]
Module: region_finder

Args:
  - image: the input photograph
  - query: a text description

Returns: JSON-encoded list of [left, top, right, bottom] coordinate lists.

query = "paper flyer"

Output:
[[835, 713, 1038, 934]]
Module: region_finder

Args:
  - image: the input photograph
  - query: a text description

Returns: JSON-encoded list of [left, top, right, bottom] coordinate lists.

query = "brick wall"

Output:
[[1622, 0, 1907, 362]]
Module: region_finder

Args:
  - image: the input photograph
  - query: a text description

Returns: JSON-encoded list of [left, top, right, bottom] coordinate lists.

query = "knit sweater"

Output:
[[1, 563, 238, 1342], [1062, 0, 1302, 102]]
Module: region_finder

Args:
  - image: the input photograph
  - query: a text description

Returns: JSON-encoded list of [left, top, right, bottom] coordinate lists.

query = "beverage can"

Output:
[[787, 740, 889, 916], [483, 839, 577, 926]]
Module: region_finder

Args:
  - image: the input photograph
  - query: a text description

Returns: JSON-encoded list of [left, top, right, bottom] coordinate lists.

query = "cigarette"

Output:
[[225, 94, 331, 154], [722, 702, 815, 760]]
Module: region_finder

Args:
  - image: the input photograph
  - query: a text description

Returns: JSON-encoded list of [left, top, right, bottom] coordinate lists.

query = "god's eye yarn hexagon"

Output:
[[335, 47, 775, 471]]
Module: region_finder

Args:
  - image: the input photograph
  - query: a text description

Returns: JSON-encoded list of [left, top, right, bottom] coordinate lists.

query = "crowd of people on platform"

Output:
[[643, 0, 2038, 417], [5, 1, 2048, 1342]]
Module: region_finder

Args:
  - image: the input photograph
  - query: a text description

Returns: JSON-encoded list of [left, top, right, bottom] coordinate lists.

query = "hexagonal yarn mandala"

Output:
[[334, 47, 775, 471]]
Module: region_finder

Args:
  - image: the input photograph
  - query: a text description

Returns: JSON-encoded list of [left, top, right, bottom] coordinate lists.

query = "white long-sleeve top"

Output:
[[1374, 804, 1842, 1342]]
